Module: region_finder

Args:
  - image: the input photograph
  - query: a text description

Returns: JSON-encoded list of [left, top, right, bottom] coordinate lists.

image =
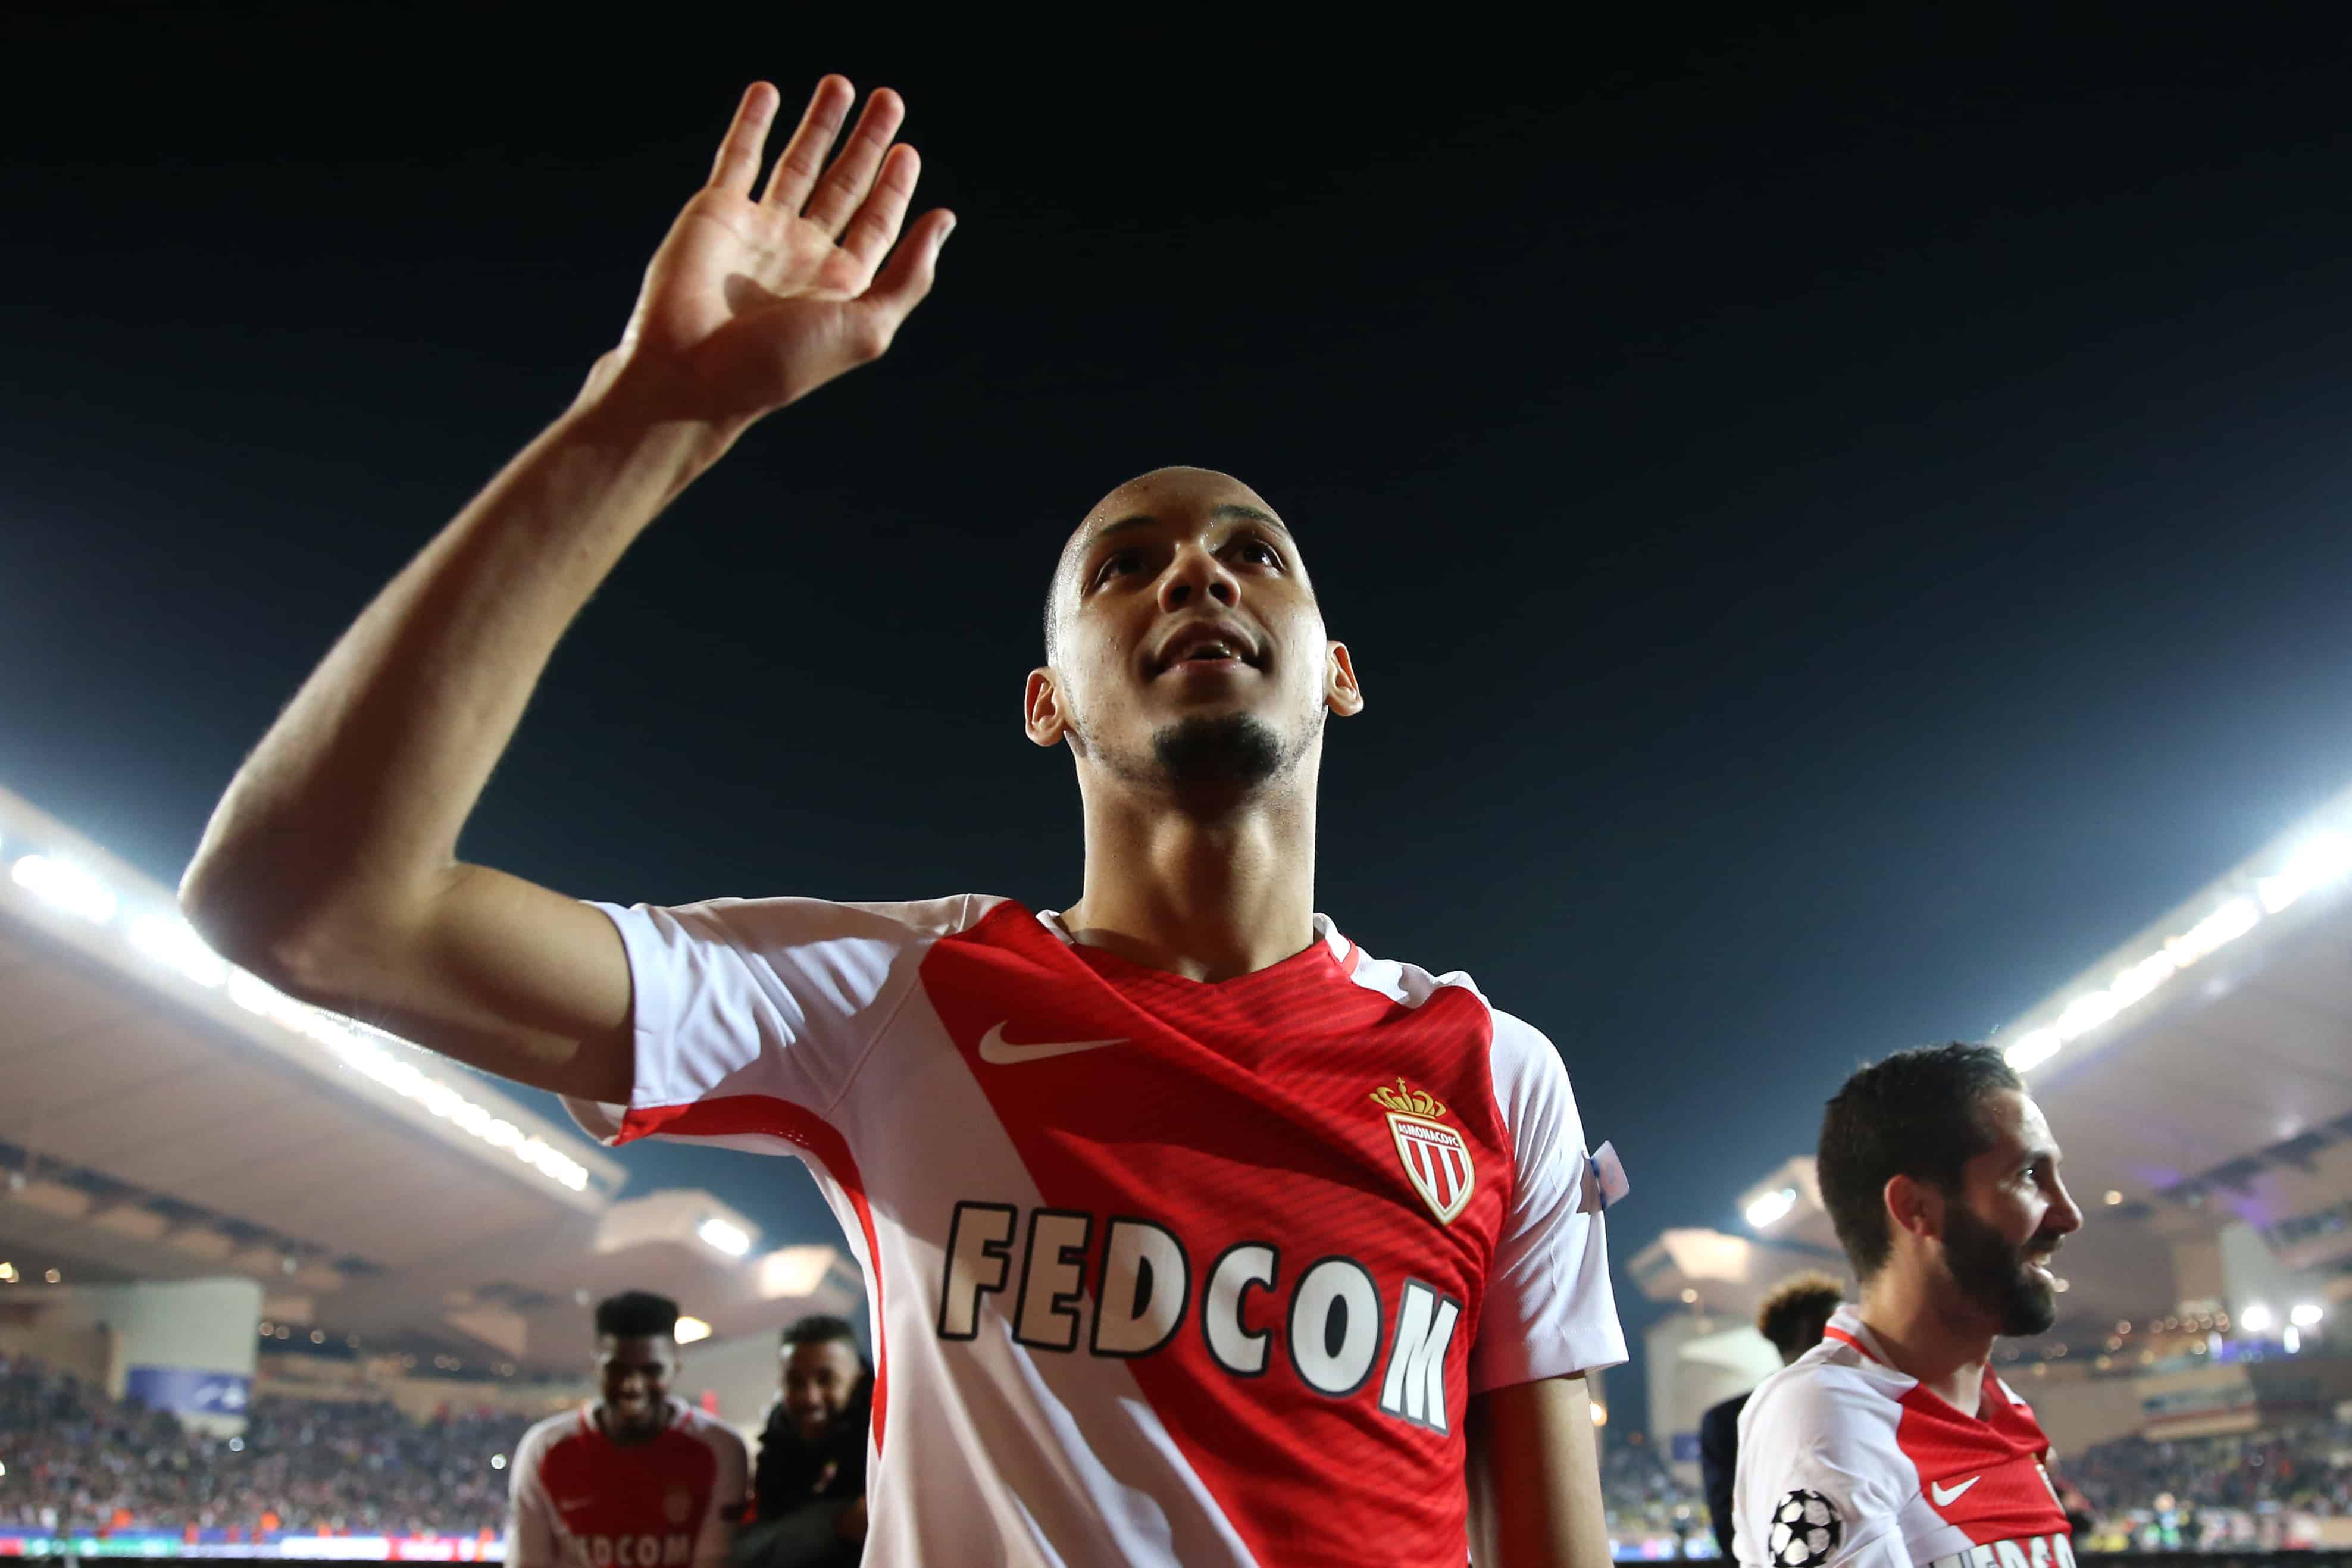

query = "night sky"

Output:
[[11, 10, 2352, 1431]]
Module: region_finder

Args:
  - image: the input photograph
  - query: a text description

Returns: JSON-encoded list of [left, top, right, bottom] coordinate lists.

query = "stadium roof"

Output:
[[0, 784, 858, 1367]]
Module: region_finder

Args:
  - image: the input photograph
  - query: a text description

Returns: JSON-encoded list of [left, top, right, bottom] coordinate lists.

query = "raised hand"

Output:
[[590, 78, 954, 430]]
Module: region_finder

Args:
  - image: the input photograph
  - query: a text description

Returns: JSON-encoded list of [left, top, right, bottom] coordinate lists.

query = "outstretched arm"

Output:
[[1467, 1373, 1613, 1568], [180, 77, 954, 1103]]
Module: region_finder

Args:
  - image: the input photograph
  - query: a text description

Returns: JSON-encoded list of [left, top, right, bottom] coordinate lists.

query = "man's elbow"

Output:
[[177, 847, 408, 1003]]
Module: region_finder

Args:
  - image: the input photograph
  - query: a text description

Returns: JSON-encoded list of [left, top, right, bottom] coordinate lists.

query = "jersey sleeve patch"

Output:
[[1767, 1489, 1844, 1567]]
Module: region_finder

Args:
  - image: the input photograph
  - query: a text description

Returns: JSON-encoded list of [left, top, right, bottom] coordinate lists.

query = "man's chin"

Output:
[[2001, 1273, 2060, 1337]]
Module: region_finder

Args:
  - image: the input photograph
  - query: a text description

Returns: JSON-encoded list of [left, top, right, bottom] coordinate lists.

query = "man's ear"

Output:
[[1325, 641, 1364, 717], [1885, 1173, 1943, 1246], [1025, 668, 1068, 747]]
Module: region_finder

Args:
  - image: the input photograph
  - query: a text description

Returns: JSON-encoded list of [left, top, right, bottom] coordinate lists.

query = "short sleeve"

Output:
[[1734, 1373, 1910, 1568], [564, 893, 989, 1143], [692, 1424, 750, 1568], [503, 1420, 559, 1568], [1466, 1010, 1627, 1393]]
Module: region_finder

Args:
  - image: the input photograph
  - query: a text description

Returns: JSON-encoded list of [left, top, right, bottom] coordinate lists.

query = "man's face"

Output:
[[782, 1338, 862, 1443], [596, 1334, 678, 1437], [1029, 468, 1360, 804], [1937, 1090, 2085, 1337]]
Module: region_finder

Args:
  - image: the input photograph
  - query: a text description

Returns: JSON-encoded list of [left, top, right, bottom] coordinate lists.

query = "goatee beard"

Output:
[[1151, 712, 1289, 793], [1941, 1201, 2059, 1337]]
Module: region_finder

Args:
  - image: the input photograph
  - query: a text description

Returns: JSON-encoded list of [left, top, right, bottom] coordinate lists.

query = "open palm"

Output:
[[609, 78, 953, 425]]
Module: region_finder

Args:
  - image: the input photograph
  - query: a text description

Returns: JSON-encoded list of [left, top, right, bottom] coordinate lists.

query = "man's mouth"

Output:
[[1155, 622, 1260, 674]]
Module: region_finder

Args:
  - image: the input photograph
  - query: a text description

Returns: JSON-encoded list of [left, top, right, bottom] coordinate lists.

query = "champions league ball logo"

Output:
[[1768, 1490, 1842, 1567]]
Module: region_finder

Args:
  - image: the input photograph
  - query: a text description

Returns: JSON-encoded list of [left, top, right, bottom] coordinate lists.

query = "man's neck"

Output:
[[1062, 780, 1317, 982], [1857, 1275, 1997, 1420], [595, 1401, 667, 1446]]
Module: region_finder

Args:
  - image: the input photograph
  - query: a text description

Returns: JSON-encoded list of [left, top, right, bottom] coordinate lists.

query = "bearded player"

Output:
[[181, 75, 1625, 1567], [1733, 1045, 2086, 1568], [507, 1292, 749, 1568]]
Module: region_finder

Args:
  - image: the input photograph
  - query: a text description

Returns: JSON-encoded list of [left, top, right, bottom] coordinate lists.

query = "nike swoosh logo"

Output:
[[1931, 1476, 1981, 1506], [978, 1022, 1127, 1065]]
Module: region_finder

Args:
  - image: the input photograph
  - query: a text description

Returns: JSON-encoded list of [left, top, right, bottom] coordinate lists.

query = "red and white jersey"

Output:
[[1734, 1307, 2074, 1568], [565, 894, 1624, 1568], [504, 1400, 747, 1568]]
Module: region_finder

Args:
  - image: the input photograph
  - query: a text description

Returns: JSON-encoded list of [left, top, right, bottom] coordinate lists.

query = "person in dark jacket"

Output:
[[1700, 1272, 1843, 1558], [733, 1316, 871, 1568]]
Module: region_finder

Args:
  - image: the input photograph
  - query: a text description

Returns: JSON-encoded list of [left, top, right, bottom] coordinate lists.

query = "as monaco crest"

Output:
[[1371, 1078, 1475, 1225]]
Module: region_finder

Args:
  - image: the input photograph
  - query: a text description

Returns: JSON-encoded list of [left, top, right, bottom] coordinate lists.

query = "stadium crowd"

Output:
[[8, 1338, 2352, 1552], [2066, 1416, 2352, 1551], [0, 1349, 528, 1537]]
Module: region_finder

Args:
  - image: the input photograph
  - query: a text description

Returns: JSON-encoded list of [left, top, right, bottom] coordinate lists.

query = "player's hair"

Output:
[[594, 1290, 681, 1339], [1815, 1043, 2022, 1279], [781, 1313, 859, 1350], [1753, 1271, 1844, 1360]]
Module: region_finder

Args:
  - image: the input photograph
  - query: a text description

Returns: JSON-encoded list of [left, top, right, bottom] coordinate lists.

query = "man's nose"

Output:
[[1157, 543, 1238, 614], [2047, 1176, 2085, 1236]]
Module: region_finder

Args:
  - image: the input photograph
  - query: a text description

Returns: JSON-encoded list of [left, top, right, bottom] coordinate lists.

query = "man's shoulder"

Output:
[[628, 891, 1008, 946], [670, 1401, 749, 1460], [517, 1406, 587, 1462], [1742, 1347, 1907, 1459]]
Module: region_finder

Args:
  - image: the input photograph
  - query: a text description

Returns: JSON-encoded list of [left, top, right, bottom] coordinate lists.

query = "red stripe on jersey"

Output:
[[618, 1097, 889, 1451], [1822, 1326, 1876, 1361], [921, 901, 1513, 1567]]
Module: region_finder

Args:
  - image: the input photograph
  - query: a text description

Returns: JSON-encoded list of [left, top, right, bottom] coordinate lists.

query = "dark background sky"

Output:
[[10, 7, 2352, 1435]]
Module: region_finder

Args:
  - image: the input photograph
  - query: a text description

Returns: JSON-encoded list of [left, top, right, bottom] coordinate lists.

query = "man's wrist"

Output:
[[565, 349, 753, 483]]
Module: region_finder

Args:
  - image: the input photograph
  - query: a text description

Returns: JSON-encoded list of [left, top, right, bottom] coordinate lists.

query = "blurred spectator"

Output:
[[2065, 1414, 2352, 1549], [1700, 1272, 1843, 1557], [734, 1317, 871, 1568], [1602, 1431, 1709, 1551], [0, 1348, 530, 1536]]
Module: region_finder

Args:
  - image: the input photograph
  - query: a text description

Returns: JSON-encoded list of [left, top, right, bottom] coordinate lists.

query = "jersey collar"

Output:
[[1034, 909, 1352, 967], [1821, 1303, 1893, 1365]]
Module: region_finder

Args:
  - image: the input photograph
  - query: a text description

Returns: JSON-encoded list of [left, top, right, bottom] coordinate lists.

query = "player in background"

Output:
[[737, 1316, 871, 1568], [1734, 1045, 2086, 1568], [1700, 1271, 1841, 1558], [180, 73, 1624, 1566], [507, 1292, 749, 1568]]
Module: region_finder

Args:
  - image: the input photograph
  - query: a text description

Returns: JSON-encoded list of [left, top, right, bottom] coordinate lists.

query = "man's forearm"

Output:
[[1467, 1375, 1615, 1568], [182, 368, 729, 972]]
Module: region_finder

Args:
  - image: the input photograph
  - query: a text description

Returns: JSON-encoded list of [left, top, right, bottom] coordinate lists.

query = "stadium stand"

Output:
[[1, 1347, 528, 1538]]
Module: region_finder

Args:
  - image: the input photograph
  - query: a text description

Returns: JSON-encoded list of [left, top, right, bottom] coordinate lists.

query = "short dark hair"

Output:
[[1754, 1271, 1844, 1360], [595, 1290, 680, 1339], [781, 1313, 859, 1351], [1816, 1043, 2022, 1278]]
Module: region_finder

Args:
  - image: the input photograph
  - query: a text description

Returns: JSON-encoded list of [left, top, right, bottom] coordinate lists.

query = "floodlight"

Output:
[[2005, 1029, 2061, 1071], [2240, 1302, 2273, 1332], [2290, 1302, 2323, 1328], [758, 1245, 838, 1298], [698, 1218, 752, 1257], [11, 854, 117, 924], [675, 1315, 713, 1344], [1744, 1187, 1798, 1229], [127, 913, 229, 988], [2259, 832, 2352, 913]]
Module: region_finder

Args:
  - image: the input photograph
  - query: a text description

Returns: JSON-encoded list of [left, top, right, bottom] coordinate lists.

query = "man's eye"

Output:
[[1094, 552, 1139, 585], [1240, 540, 1281, 567]]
